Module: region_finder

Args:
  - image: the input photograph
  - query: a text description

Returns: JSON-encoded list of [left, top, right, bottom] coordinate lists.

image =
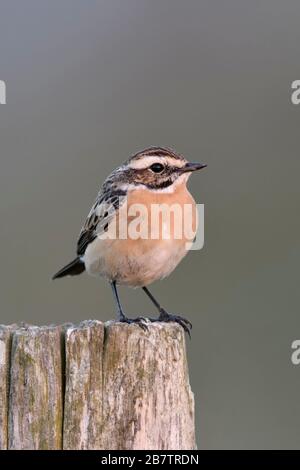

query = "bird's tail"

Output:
[[52, 257, 85, 280]]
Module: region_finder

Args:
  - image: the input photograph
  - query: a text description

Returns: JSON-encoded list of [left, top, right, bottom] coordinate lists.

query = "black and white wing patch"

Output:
[[77, 188, 126, 256]]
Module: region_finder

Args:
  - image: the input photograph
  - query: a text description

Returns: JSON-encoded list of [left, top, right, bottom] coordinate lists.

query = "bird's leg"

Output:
[[110, 280, 126, 321], [142, 286, 192, 337], [110, 281, 148, 331]]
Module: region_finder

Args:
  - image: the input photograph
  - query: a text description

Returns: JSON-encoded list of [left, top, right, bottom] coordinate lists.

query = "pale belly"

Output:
[[83, 236, 190, 287]]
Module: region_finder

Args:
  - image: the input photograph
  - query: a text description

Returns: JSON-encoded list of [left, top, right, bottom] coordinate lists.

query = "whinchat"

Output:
[[53, 147, 206, 335]]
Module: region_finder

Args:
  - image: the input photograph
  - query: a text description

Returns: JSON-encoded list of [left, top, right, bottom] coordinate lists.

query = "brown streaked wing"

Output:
[[76, 188, 126, 256]]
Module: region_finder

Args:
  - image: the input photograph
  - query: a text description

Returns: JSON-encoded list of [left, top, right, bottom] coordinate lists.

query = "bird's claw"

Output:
[[165, 316, 192, 338], [141, 310, 192, 338], [119, 316, 149, 331], [118, 312, 192, 337]]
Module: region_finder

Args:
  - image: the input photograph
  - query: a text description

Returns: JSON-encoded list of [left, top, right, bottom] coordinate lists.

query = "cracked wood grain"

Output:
[[8, 326, 63, 450], [0, 325, 18, 449], [63, 320, 104, 450], [101, 322, 195, 450]]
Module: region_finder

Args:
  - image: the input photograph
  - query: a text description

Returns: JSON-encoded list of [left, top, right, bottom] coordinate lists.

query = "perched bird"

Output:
[[53, 147, 206, 335]]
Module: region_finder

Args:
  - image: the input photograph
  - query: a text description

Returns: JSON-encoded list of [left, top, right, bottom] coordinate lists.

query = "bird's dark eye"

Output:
[[150, 163, 164, 173]]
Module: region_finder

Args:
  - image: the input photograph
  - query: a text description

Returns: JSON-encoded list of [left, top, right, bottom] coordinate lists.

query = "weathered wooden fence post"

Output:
[[0, 321, 196, 450]]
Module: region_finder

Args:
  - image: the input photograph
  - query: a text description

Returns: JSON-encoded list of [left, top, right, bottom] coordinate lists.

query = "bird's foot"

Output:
[[143, 309, 192, 338], [118, 315, 149, 331]]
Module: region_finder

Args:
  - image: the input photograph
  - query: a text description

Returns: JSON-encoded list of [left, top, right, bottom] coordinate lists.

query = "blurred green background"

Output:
[[1, 0, 300, 449]]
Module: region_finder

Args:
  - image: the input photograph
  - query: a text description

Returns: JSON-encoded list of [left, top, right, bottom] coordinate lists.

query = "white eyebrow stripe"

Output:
[[128, 156, 185, 170]]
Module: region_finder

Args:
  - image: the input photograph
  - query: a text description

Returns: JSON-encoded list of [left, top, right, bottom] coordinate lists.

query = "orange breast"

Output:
[[120, 182, 197, 243], [84, 182, 198, 286]]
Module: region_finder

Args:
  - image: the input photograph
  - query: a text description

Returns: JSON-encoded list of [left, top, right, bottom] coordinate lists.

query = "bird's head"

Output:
[[111, 146, 207, 192]]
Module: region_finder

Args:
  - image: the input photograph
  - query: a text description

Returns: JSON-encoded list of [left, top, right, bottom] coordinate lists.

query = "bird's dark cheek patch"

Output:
[[145, 179, 173, 190]]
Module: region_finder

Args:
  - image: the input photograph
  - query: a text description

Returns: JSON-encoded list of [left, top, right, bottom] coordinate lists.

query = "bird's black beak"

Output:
[[180, 162, 207, 173]]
